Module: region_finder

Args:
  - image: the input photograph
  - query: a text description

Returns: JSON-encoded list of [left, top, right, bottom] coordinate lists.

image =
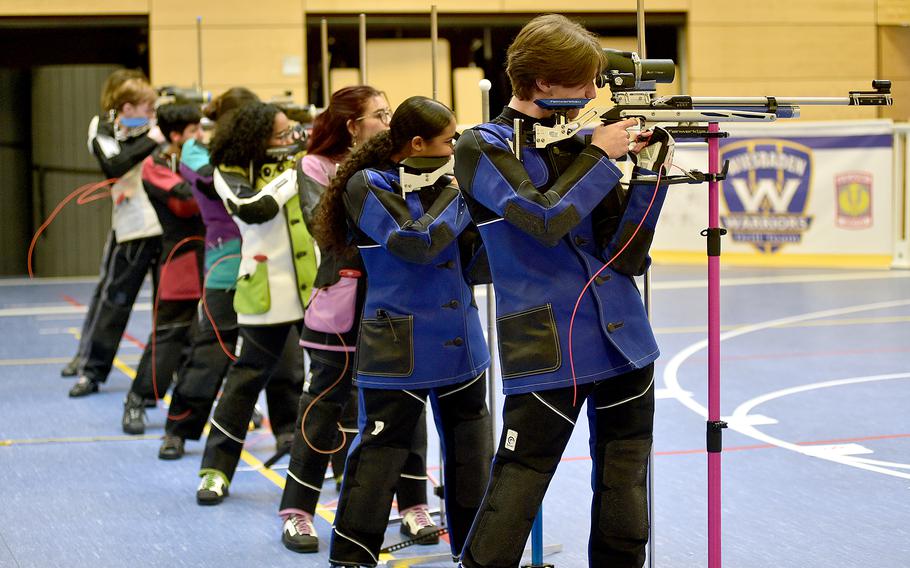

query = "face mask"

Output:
[[120, 116, 150, 128]]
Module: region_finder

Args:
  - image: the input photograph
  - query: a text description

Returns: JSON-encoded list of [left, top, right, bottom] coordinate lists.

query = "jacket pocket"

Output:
[[497, 304, 561, 379], [304, 276, 357, 334], [233, 260, 271, 315], [357, 312, 414, 377]]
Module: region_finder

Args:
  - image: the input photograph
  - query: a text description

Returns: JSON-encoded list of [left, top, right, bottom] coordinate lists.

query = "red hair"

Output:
[[306, 85, 385, 161]]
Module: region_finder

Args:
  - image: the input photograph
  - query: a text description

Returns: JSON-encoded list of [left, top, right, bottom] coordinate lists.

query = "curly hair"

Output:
[[314, 130, 394, 253], [208, 102, 280, 170], [314, 96, 454, 253]]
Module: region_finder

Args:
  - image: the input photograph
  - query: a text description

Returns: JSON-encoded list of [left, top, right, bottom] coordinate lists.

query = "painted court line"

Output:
[[662, 298, 910, 480]]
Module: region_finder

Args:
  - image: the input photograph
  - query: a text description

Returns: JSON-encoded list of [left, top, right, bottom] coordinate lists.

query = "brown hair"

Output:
[[107, 77, 157, 114], [506, 14, 604, 100], [314, 96, 455, 253], [100, 69, 147, 112], [307, 85, 384, 162], [204, 86, 260, 123]]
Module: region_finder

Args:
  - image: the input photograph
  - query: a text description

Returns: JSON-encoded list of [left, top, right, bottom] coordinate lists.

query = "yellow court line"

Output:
[[57, 329, 376, 557], [652, 250, 893, 269], [0, 355, 141, 367]]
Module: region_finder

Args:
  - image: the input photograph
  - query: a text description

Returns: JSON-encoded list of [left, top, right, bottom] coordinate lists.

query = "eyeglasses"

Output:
[[356, 109, 392, 126], [271, 124, 304, 142]]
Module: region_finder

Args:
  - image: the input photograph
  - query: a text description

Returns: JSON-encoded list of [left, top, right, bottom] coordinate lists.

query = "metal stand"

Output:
[[704, 122, 728, 568], [521, 508, 555, 568]]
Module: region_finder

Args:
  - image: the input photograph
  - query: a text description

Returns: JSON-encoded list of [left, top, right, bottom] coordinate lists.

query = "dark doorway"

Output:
[[0, 16, 149, 276]]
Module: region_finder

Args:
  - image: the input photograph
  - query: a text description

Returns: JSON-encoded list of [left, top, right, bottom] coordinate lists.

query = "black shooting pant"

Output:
[[460, 365, 655, 568], [79, 235, 160, 384], [71, 230, 115, 366], [165, 289, 304, 440], [330, 373, 493, 567], [128, 298, 197, 401], [279, 348, 429, 516], [199, 321, 305, 479]]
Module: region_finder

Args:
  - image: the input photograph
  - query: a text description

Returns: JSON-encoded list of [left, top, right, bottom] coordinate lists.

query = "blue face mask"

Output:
[[120, 116, 149, 128]]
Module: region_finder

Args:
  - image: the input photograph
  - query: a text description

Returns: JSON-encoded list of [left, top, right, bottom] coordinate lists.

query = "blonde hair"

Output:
[[107, 77, 157, 114], [506, 14, 604, 100], [100, 69, 147, 112]]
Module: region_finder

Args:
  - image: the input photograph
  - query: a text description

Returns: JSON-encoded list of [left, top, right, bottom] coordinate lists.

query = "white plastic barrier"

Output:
[[652, 120, 900, 267], [891, 124, 910, 269]]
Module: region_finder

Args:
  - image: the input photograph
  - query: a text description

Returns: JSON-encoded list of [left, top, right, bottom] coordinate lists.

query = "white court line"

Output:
[[0, 277, 96, 286], [730, 373, 910, 478], [0, 303, 151, 318], [662, 298, 910, 480]]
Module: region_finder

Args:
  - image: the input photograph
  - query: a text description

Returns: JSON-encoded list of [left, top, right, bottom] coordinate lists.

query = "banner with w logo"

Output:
[[720, 140, 814, 253]]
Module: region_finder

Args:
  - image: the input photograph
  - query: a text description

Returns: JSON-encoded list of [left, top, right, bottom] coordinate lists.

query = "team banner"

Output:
[[652, 120, 894, 260]]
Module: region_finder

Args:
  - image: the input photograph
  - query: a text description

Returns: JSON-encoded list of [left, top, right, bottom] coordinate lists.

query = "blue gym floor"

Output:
[[1, 265, 908, 568]]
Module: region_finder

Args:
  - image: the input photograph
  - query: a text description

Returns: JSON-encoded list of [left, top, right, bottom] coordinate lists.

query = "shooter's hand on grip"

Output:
[[592, 118, 642, 159]]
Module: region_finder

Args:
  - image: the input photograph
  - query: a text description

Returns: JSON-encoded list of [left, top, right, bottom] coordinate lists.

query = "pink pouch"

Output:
[[304, 274, 358, 334]]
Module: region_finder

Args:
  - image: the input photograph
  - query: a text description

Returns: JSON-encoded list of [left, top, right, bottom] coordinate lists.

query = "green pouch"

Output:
[[233, 260, 270, 315]]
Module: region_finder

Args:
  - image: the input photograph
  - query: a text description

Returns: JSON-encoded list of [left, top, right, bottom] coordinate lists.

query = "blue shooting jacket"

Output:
[[454, 107, 669, 395], [344, 164, 490, 390]]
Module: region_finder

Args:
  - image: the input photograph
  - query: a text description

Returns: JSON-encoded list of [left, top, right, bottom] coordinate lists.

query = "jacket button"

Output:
[[595, 275, 611, 285], [290, 218, 301, 225], [452, 337, 464, 346], [443, 300, 459, 309], [296, 251, 308, 258], [300, 284, 308, 291], [607, 321, 624, 333], [574, 235, 588, 246]]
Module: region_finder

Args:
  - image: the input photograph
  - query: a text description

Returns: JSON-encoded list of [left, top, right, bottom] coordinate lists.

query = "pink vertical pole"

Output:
[[706, 122, 726, 568]]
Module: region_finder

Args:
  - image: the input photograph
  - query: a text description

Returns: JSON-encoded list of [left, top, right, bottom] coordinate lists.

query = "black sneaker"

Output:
[[69, 376, 99, 398], [60, 356, 80, 377], [281, 512, 319, 553], [158, 435, 185, 460], [196, 470, 229, 505], [122, 392, 146, 435]]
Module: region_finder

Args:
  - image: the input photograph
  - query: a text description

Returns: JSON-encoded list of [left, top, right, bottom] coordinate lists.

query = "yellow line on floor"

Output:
[[55, 328, 377, 558], [652, 250, 893, 269], [0, 355, 141, 367]]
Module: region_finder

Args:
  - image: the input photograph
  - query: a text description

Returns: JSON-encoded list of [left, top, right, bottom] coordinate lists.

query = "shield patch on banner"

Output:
[[835, 171, 873, 229], [720, 139, 814, 253]]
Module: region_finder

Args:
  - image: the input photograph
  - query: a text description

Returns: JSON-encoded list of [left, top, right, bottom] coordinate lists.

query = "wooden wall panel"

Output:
[[150, 0, 302, 27], [688, 26, 876, 80], [689, 0, 875, 24], [877, 0, 910, 24], [364, 39, 452, 110], [150, 27, 307, 103], [305, 0, 497, 12], [303, 0, 687, 13], [501, 0, 688, 11], [453, 66, 484, 125], [0, 0, 147, 15], [878, 26, 910, 120], [329, 68, 362, 93]]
